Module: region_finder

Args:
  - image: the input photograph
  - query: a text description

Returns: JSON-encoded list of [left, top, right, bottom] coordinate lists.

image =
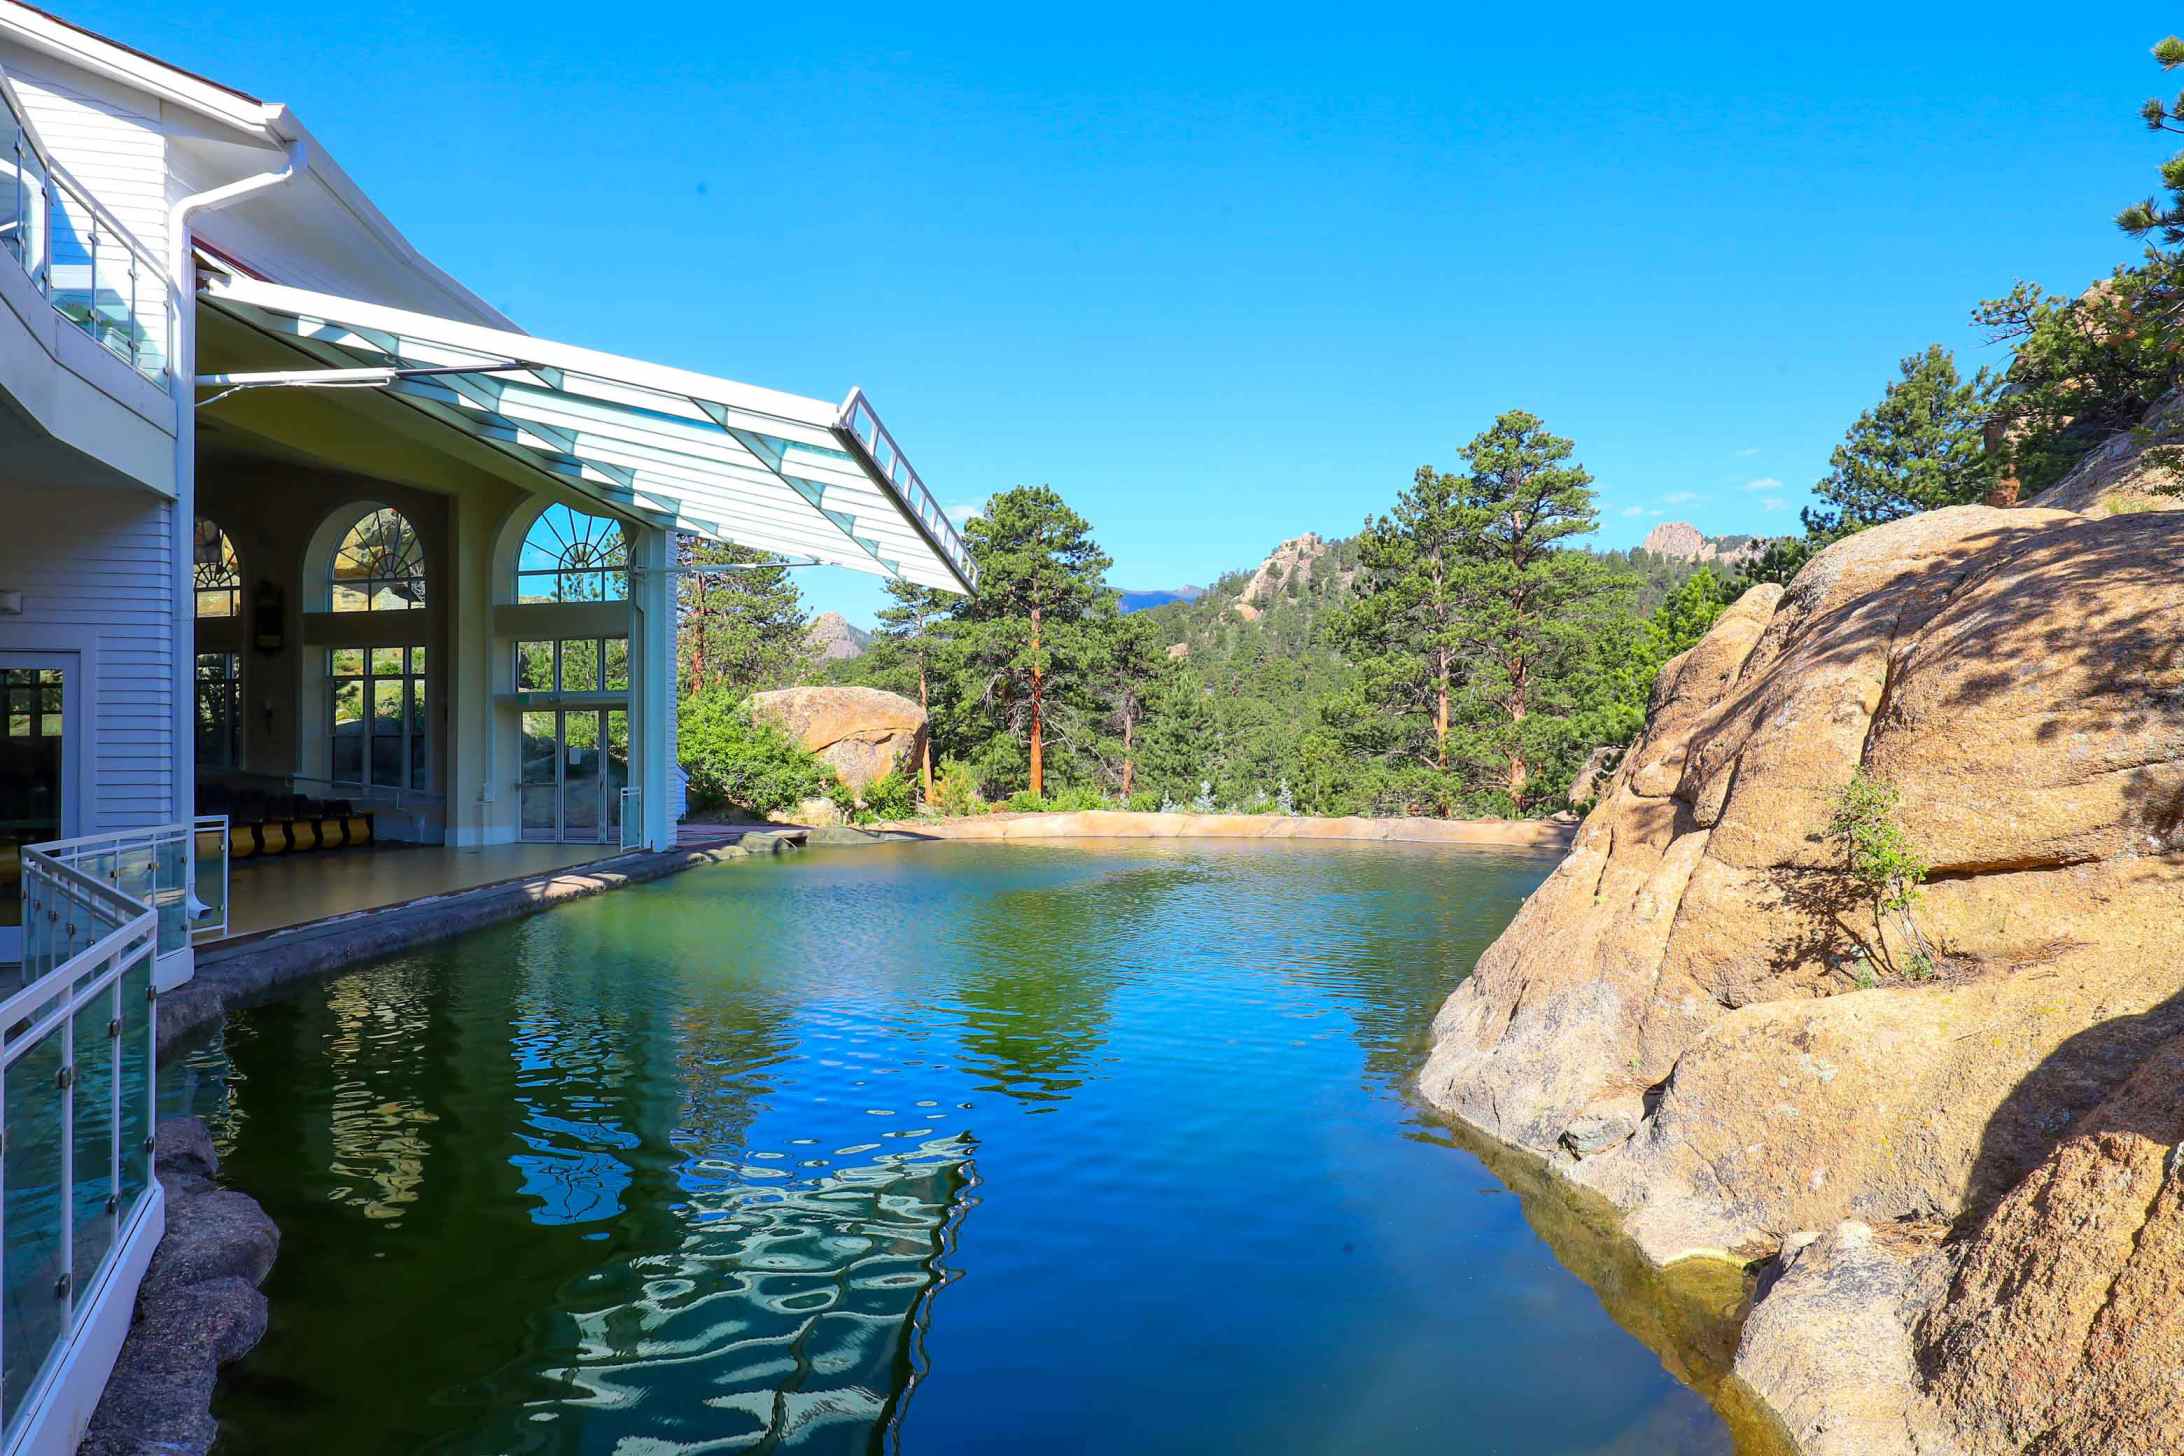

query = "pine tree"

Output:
[[1102, 613, 1170, 799], [1802, 345, 1996, 537], [1336, 465, 1471, 776], [873, 575, 954, 797], [675, 537, 813, 694], [942, 486, 1116, 797], [1448, 410, 1630, 810]]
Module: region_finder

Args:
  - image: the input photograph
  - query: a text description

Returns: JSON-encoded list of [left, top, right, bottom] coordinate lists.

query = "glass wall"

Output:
[[194, 653, 241, 771], [329, 647, 428, 790]]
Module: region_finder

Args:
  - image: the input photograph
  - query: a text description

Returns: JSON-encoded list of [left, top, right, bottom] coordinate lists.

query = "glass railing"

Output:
[[5, 841, 160, 1447], [0, 66, 169, 389], [619, 787, 643, 851], [24, 820, 229, 968]]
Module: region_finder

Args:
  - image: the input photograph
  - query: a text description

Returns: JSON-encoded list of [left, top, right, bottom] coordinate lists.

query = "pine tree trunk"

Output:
[[917, 659, 933, 799], [1507, 660, 1529, 806], [1029, 606, 1045, 797], [1122, 711, 1134, 799], [1435, 648, 1450, 771]]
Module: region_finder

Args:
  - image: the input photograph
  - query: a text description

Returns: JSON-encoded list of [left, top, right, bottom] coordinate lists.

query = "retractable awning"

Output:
[[195, 272, 978, 593]]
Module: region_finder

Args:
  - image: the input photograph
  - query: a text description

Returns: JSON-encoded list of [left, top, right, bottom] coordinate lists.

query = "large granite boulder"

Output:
[[749, 686, 926, 792], [1416, 503, 2184, 1452]]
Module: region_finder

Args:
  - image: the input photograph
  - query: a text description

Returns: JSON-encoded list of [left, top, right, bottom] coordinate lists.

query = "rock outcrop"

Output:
[[2025, 386, 2184, 517], [804, 611, 869, 662], [1418, 503, 2184, 1453], [81, 1118, 280, 1456], [750, 685, 926, 792], [1640, 520, 1771, 568], [1239, 533, 1335, 607]]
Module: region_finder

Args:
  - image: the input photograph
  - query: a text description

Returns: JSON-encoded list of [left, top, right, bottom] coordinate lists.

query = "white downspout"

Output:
[[165, 143, 306, 955]]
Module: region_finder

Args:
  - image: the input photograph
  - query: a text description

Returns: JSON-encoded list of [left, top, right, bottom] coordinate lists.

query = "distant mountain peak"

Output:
[[1640, 521, 1768, 567], [1240, 533, 1343, 608], [1119, 586, 1206, 613], [805, 611, 870, 661]]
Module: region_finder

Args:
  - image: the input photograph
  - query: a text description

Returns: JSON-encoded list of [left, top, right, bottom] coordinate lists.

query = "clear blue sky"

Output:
[[75, 0, 2179, 622]]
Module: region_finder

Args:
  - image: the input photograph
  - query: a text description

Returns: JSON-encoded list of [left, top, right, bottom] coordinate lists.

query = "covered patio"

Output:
[[178, 257, 976, 912]]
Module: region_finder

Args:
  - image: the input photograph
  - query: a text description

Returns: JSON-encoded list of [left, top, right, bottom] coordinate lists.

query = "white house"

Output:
[[0, 5, 973, 1449]]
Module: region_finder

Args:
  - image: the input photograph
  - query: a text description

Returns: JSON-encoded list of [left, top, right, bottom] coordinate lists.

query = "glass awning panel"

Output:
[[196, 273, 977, 593]]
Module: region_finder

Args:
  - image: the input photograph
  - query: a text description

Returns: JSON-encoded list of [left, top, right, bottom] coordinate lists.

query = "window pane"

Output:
[[410, 646, 428, 674], [604, 637, 629, 690], [333, 732, 362, 783], [370, 647, 404, 676], [332, 681, 364, 728], [520, 713, 557, 786], [409, 682, 429, 788], [369, 733, 401, 786], [330, 647, 364, 677], [332, 583, 370, 613], [517, 641, 553, 692], [373, 681, 403, 734], [560, 639, 600, 693]]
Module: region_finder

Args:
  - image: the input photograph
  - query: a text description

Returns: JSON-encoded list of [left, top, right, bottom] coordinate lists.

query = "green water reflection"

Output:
[[165, 841, 1778, 1454]]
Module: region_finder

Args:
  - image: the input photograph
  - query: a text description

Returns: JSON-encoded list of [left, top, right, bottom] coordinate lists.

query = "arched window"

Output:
[[331, 507, 427, 612], [516, 504, 627, 603], [193, 518, 242, 618]]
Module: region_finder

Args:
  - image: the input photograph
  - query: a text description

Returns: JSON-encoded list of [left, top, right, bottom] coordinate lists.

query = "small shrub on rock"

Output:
[[678, 687, 845, 818]]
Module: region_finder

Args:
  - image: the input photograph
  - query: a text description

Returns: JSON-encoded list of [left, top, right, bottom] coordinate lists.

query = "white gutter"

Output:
[[166, 141, 308, 838]]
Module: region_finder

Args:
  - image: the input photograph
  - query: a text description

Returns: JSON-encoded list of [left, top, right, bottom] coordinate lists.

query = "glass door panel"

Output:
[[0, 659, 74, 963], [519, 711, 558, 841], [605, 710, 629, 839], [561, 711, 602, 839]]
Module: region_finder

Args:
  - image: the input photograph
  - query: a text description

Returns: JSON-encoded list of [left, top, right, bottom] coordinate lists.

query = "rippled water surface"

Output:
[[167, 841, 1757, 1455]]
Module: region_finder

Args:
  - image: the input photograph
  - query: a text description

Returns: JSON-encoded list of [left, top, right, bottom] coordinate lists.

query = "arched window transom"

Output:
[[193, 518, 242, 618], [331, 507, 427, 612], [517, 504, 627, 603]]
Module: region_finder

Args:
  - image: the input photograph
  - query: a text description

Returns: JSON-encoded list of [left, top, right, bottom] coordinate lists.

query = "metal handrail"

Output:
[[837, 389, 978, 590], [0, 59, 171, 387]]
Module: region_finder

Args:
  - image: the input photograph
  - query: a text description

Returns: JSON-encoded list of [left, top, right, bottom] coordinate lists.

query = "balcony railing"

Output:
[[3, 838, 163, 1450], [24, 820, 229, 968], [0, 64, 170, 389]]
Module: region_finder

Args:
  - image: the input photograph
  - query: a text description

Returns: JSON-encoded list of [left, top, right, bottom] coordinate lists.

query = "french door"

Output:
[[519, 709, 629, 843], [0, 653, 79, 963]]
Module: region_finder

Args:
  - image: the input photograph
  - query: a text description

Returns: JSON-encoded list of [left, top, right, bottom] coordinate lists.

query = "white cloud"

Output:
[[1618, 504, 1647, 518], [945, 501, 984, 523], [1742, 476, 1783, 493], [1735, 447, 1762, 458], [1760, 497, 1789, 512], [1662, 490, 1700, 505]]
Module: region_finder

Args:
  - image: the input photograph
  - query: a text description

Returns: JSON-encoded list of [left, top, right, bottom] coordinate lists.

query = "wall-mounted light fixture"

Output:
[[0, 590, 22, 616]]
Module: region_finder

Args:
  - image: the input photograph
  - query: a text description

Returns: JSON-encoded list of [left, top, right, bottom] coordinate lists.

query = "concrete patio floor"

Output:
[[217, 841, 618, 940]]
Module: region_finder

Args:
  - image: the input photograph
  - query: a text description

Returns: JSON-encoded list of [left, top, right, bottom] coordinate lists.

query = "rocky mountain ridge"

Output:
[[1639, 520, 1771, 568]]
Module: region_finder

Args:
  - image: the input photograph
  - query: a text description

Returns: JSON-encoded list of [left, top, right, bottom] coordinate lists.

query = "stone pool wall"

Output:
[[891, 810, 1577, 849]]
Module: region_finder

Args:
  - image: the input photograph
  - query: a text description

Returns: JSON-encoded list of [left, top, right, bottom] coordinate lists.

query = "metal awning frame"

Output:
[[193, 274, 978, 593]]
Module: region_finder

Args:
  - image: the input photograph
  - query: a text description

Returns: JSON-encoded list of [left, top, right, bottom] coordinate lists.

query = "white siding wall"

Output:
[[3, 64, 168, 269], [0, 484, 176, 831]]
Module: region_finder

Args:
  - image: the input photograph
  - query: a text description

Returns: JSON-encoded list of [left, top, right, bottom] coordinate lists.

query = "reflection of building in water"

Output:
[[546, 1134, 976, 1452], [319, 968, 442, 1220]]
